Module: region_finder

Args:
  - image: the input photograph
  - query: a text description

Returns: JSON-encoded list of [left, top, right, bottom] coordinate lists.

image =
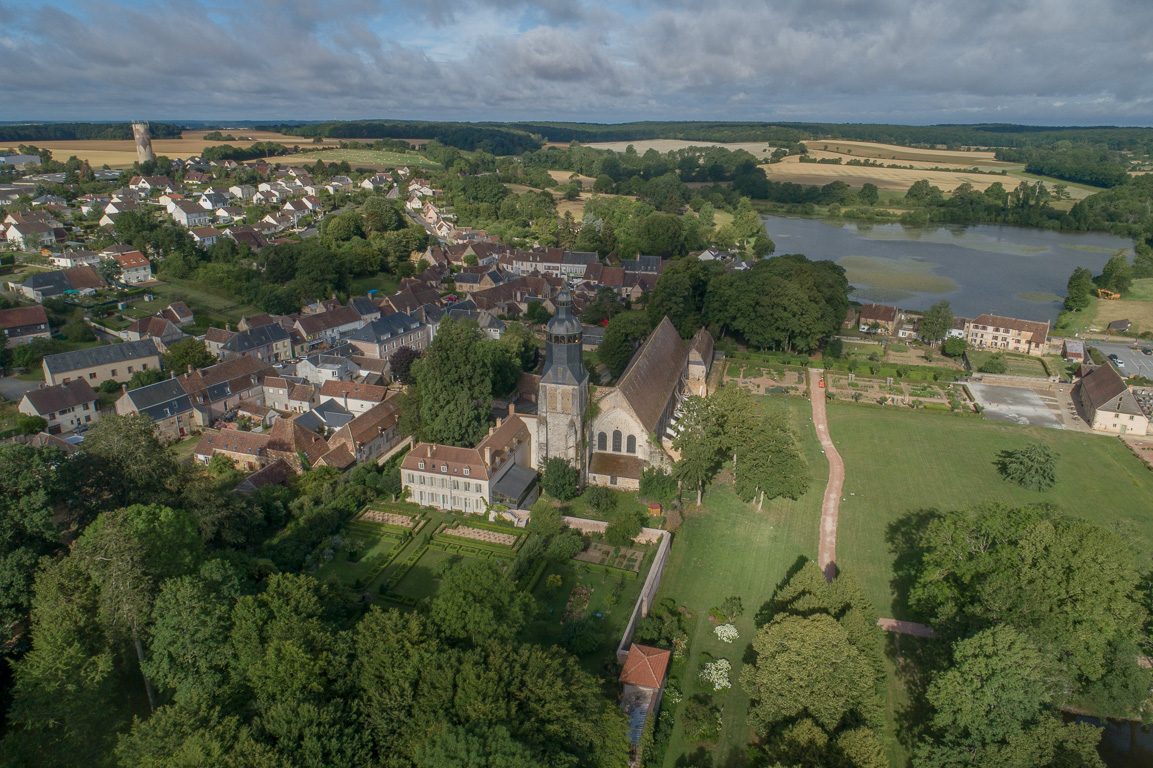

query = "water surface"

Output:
[[762, 215, 1134, 323]]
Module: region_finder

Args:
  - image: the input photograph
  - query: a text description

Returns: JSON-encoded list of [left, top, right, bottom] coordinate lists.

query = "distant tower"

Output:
[[132, 122, 156, 164], [537, 284, 589, 477]]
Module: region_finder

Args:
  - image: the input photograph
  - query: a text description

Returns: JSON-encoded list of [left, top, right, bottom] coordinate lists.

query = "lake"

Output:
[[762, 215, 1135, 323]]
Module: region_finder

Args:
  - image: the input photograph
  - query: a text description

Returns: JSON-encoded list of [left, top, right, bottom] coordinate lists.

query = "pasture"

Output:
[[1058, 277, 1153, 337], [827, 403, 1153, 620], [286, 148, 440, 170], [653, 397, 829, 767]]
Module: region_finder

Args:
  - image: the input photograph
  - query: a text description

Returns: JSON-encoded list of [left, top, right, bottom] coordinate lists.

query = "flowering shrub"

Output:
[[699, 658, 732, 691], [714, 624, 739, 643], [664, 683, 682, 705]]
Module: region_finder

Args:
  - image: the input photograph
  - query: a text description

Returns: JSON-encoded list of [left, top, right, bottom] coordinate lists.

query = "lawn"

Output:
[[965, 349, 1048, 376], [350, 274, 400, 297], [148, 278, 262, 324], [287, 148, 441, 170], [655, 396, 828, 768], [829, 403, 1153, 622], [170, 435, 201, 463], [532, 487, 651, 523]]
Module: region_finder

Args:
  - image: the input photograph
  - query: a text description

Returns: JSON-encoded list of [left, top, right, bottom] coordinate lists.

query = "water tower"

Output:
[[132, 122, 156, 164]]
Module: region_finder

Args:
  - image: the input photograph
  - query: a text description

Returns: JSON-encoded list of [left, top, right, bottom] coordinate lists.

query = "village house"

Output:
[[19, 379, 101, 435], [293, 306, 364, 351], [317, 398, 404, 469], [318, 380, 389, 415], [401, 413, 539, 513], [160, 302, 195, 327], [121, 316, 185, 351], [1075, 364, 1149, 436], [108, 250, 152, 284], [190, 226, 224, 247], [294, 345, 359, 385], [858, 303, 901, 334], [9, 266, 106, 302], [203, 326, 237, 357], [172, 201, 212, 228], [217, 324, 293, 364], [42, 339, 162, 387], [129, 175, 177, 194], [0, 305, 51, 347], [964, 314, 1049, 357], [193, 429, 272, 473], [116, 355, 274, 439], [345, 312, 427, 361], [5, 221, 57, 250], [49, 249, 100, 269]]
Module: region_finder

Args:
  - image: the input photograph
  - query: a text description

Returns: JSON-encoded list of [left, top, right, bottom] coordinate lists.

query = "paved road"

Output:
[[0, 376, 39, 403], [809, 369, 844, 583]]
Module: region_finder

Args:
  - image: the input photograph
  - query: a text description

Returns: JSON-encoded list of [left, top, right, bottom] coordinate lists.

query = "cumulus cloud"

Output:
[[0, 0, 1151, 124]]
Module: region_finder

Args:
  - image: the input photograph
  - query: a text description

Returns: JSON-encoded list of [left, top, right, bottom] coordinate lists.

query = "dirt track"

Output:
[[808, 369, 844, 583]]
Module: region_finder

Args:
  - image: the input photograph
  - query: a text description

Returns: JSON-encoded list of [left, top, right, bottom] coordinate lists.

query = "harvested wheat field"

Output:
[[804, 139, 1012, 167], [547, 169, 595, 188], [17, 130, 341, 168], [583, 139, 775, 157], [760, 158, 1019, 193]]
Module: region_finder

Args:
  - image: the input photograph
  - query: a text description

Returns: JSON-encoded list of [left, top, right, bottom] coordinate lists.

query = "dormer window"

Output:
[[463, 468, 469, 476], [441, 465, 447, 472], [453, 467, 458, 473], [418, 461, 425, 469]]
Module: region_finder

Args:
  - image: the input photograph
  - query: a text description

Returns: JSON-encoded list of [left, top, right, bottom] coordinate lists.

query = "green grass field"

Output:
[[288, 148, 441, 170], [350, 275, 400, 298], [148, 277, 262, 325], [965, 349, 1048, 376], [829, 403, 1153, 622], [532, 487, 651, 523], [656, 397, 828, 768]]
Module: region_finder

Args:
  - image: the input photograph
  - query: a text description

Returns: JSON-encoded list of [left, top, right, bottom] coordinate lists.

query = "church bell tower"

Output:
[[537, 284, 588, 476]]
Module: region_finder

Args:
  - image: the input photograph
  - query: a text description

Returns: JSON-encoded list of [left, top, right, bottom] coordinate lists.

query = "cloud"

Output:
[[1, 0, 1151, 124]]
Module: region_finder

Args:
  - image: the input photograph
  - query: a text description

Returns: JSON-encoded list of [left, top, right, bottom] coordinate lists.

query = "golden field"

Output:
[[582, 139, 775, 157], [7, 130, 342, 168]]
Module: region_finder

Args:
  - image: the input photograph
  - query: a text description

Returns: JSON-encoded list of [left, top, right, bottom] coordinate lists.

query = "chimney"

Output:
[[121, 383, 127, 393], [508, 402, 515, 416], [187, 364, 193, 375], [226, 322, 231, 332], [496, 416, 502, 428], [484, 446, 492, 465]]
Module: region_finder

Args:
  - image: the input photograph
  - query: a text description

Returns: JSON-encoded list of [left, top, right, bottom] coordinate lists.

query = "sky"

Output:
[[2, 0, 1152, 126]]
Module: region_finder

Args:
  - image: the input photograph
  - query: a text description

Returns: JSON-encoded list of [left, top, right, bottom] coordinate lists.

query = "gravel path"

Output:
[[809, 368, 845, 583]]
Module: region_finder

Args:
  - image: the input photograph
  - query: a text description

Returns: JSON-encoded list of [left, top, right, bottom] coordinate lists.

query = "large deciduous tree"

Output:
[[416, 318, 492, 446], [918, 300, 954, 345], [598, 311, 652, 379]]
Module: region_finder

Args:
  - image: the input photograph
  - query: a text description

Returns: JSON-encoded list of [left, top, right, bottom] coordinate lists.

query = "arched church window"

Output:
[[598, 432, 607, 451], [626, 435, 636, 454], [612, 430, 622, 452]]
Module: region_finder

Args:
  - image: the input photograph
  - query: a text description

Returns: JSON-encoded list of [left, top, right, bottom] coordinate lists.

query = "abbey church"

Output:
[[401, 285, 714, 512]]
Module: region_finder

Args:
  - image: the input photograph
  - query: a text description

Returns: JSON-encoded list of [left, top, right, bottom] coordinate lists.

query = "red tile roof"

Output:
[[619, 644, 670, 689], [0, 305, 48, 329]]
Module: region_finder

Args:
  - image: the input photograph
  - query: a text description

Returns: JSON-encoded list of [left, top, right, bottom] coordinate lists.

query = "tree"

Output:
[[858, 183, 879, 206], [909, 504, 1145, 684], [62, 320, 95, 342], [672, 395, 723, 504], [1097, 250, 1133, 294], [598, 311, 651, 379], [918, 300, 953, 345], [523, 301, 551, 325], [389, 345, 421, 385], [498, 321, 538, 371], [943, 336, 968, 357], [416, 724, 537, 768], [128, 367, 168, 389], [997, 441, 1058, 491], [605, 508, 644, 546], [1064, 266, 1095, 311], [429, 559, 534, 645], [416, 318, 492, 446], [540, 457, 578, 501], [79, 413, 180, 508], [163, 337, 215, 374], [15, 412, 47, 435], [98, 257, 123, 285]]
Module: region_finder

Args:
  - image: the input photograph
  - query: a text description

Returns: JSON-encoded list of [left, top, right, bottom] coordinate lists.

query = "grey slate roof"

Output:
[[347, 312, 423, 344], [43, 339, 160, 374], [220, 324, 290, 354], [124, 378, 193, 421]]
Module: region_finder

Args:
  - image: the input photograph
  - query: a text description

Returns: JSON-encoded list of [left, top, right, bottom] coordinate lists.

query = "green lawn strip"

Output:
[[658, 397, 827, 767], [533, 487, 651, 522], [828, 402, 1153, 622], [350, 275, 400, 297], [148, 277, 262, 323]]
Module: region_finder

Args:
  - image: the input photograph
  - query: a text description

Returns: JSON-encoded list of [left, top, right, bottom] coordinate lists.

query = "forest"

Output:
[[0, 122, 182, 143]]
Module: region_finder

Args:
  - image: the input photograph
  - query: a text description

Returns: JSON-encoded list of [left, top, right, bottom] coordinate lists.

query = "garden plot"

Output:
[[574, 543, 644, 572], [360, 509, 417, 527], [724, 360, 808, 394]]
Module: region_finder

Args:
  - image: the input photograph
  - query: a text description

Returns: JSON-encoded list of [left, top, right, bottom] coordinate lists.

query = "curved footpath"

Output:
[[806, 368, 934, 637], [808, 368, 844, 583]]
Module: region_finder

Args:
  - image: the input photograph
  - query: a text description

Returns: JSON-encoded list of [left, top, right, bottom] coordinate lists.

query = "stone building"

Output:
[[536, 285, 589, 476]]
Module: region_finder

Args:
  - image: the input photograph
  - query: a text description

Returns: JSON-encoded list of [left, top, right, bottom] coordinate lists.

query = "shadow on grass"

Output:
[[884, 632, 944, 761], [752, 554, 809, 629], [884, 508, 942, 622]]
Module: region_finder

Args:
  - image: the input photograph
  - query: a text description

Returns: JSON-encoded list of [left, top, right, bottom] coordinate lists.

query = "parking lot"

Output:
[[1093, 342, 1153, 378]]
